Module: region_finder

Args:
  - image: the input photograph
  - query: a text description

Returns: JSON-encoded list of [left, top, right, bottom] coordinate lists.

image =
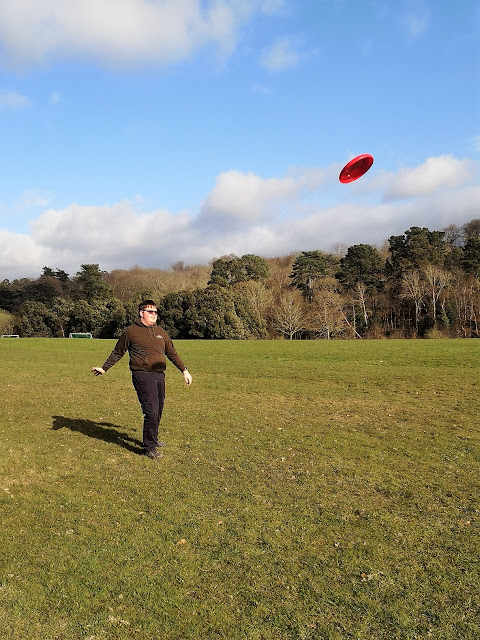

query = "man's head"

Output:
[[139, 300, 158, 327]]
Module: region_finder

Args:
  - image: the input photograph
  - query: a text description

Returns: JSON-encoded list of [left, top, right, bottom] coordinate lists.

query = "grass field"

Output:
[[0, 337, 478, 640]]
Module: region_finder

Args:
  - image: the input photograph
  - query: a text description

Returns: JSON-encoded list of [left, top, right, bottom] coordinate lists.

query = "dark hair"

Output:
[[139, 299, 157, 313]]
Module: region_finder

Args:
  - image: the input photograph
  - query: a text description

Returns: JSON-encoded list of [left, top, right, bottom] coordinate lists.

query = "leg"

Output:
[[153, 372, 166, 444], [132, 372, 165, 451]]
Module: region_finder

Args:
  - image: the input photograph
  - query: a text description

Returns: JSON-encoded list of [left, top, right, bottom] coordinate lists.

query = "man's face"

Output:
[[140, 306, 158, 327]]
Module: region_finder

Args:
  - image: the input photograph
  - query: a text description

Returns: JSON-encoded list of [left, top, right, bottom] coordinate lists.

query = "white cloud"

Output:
[[193, 183, 480, 261], [0, 230, 57, 276], [285, 185, 480, 252], [31, 201, 191, 254], [198, 167, 330, 229], [251, 83, 270, 94], [0, 91, 31, 109], [1, 156, 479, 280], [403, 10, 430, 39], [259, 36, 307, 71], [0, 0, 284, 69], [368, 155, 475, 201], [15, 189, 53, 211], [49, 91, 60, 105]]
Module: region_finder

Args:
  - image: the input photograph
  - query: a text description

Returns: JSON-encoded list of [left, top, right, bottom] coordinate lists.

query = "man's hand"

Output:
[[91, 367, 105, 376], [183, 370, 192, 386]]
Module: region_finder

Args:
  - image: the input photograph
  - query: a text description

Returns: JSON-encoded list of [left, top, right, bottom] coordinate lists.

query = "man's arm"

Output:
[[91, 331, 128, 376], [163, 332, 192, 385], [91, 367, 105, 376]]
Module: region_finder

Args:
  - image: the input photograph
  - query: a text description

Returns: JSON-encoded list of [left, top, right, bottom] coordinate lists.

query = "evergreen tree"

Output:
[[186, 286, 245, 339], [462, 237, 480, 278], [232, 288, 267, 338], [386, 227, 448, 277], [290, 250, 337, 302], [157, 290, 195, 339], [17, 301, 62, 337], [337, 244, 384, 291], [42, 267, 69, 282], [73, 264, 113, 302], [209, 254, 269, 287]]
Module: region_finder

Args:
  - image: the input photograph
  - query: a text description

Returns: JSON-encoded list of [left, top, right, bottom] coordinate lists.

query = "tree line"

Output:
[[1, 220, 479, 339]]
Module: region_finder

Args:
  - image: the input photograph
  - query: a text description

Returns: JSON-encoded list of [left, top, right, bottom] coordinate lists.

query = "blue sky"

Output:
[[0, 0, 479, 279]]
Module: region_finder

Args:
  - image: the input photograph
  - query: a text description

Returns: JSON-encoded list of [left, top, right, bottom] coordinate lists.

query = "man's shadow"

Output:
[[51, 416, 144, 455]]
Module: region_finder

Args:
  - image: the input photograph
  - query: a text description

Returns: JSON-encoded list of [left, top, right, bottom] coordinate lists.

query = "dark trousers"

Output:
[[132, 371, 165, 451]]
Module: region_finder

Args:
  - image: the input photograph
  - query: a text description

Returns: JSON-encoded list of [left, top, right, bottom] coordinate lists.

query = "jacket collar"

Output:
[[135, 319, 154, 328]]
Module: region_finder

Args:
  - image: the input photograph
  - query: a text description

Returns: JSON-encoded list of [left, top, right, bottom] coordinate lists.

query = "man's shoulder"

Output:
[[124, 322, 143, 336]]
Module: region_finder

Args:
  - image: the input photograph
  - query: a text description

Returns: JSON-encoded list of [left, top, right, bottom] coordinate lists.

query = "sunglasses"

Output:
[[142, 309, 158, 314]]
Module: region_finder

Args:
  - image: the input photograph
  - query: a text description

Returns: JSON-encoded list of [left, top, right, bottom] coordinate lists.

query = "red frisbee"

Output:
[[339, 153, 374, 183]]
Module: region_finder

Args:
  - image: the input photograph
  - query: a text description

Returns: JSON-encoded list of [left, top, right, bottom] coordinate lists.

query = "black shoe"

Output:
[[145, 448, 163, 460]]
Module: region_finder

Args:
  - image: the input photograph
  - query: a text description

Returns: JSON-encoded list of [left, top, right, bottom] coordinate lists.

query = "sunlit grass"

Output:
[[0, 338, 478, 639]]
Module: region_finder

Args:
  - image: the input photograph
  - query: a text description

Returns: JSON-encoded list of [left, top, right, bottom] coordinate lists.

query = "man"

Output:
[[91, 300, 192, 460]]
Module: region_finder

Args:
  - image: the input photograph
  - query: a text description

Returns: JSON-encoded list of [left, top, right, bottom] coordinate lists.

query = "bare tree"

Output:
[[234, 280, 273, 316], [462, 218, 480, 240], [400, 270, 425, 330], [106, 265, 210, 302], [0, 309, 15, 335], [355, 282, 369, 327], [308, 289, 347, 339], [450, 273, 480, 337], [273, 291, 306, 340], [443, 224, 463, 248], [422, 264, 451, 326], [265, 253, 298, 294], [331, 242, 348, 258]]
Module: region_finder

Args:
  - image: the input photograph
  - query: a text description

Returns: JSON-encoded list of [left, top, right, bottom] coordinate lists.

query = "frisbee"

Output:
[[339, 154, 374, 183]]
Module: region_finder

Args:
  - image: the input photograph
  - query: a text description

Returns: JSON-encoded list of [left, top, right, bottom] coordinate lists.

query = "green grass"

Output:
[[0, 338, 478, 640]]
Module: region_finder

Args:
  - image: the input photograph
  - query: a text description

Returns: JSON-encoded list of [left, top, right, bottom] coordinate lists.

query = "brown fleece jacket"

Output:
[[102, 320, 186, 374]]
